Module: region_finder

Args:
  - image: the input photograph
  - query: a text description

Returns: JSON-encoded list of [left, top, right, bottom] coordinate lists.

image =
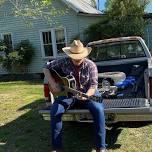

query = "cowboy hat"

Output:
[[62, 40, 92, 60]]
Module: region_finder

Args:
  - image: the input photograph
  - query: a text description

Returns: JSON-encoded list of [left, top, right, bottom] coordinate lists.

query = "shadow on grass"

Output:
[[105, 121, 152, 150], [0, 74, 43, 85], [0, 98, 121, 152], [0, 99, 97, 152], [0, 79, 43, 86], [0, 99, 98, 152], [0, 99, 51, 152], [1, 99, 151, 152], [118, 121, 152, 128], [0, 74, 44, 82], [106, 126, 122, 150]]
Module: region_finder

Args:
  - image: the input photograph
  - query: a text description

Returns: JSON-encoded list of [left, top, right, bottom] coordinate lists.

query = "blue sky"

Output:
[[98, 0, 152, 13]]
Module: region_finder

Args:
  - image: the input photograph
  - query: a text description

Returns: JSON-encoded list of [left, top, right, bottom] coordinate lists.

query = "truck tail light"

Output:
[[149, 78, 152, 98], [44, 84, 51, 102]]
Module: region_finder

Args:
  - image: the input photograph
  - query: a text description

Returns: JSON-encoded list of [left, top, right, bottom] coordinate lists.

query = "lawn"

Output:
[[0, 80, 152, 152]]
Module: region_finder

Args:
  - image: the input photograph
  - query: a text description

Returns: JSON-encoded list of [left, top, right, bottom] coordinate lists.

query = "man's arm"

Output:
[[86, 87, 96, 97], [85, 61, 98, 99], [43, 58, 66, 93], [43, 68, 61, 93]]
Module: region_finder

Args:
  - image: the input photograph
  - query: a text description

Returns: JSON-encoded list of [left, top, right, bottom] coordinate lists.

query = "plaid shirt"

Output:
[[43, 57, 98, 93]]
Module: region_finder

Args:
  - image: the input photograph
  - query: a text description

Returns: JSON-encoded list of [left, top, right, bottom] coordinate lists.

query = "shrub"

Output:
[[0, 40, 7, 63], [16, 39, 35, 65], [0, 39, 35, 73]]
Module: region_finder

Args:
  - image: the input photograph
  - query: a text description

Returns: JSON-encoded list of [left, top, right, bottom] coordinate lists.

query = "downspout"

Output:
[[146, 26, 150, 50]]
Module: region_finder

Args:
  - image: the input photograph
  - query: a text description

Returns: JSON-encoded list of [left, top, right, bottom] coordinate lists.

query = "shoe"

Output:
[[96, 149, 106, 152]]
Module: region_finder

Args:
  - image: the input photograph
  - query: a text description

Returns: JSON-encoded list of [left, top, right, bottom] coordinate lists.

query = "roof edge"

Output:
[[78, 12, 104, 17], [61, 0, 80, 13], [61, 0, 102, 14]]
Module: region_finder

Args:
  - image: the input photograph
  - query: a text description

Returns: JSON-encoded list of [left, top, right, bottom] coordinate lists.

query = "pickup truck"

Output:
[[39, 36, 152, 123]]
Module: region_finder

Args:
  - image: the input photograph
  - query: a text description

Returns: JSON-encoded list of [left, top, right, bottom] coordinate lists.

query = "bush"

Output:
[[0, 40, 7, 63], [16, 39, 34, 65], [0, 39, 35, 73], [2, 51, 22, 72]]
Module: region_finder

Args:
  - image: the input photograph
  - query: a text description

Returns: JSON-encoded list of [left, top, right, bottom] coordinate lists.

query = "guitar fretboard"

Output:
[[63, 86, 102, 102]]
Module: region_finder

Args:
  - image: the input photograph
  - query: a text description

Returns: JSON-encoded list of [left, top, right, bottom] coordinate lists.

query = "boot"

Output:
[[96, 149, 106, 152], [51, 150, 63, 152]]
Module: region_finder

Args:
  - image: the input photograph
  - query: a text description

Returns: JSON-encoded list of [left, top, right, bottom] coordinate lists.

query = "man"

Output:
[[43, 40, 106, 152]]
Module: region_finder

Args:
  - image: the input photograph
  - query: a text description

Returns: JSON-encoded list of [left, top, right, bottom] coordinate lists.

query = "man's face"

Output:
[[71, 58, 84, 66]]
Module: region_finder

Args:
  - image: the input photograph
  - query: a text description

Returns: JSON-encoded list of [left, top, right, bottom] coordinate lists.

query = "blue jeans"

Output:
[[50, 96, 106, 150]]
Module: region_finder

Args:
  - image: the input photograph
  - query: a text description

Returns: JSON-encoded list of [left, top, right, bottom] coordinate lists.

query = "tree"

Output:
[[0, 0, 67, 25], [84, 0, 150, 42], [105, 0, 150, 36]]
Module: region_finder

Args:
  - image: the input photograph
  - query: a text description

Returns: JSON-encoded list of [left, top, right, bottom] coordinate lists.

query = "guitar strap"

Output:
[[73, 64, 82, 90]]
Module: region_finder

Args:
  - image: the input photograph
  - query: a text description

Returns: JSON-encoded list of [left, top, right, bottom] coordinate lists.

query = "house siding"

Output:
[[0, 1, 101, 74], [1, 1, 151, 74]]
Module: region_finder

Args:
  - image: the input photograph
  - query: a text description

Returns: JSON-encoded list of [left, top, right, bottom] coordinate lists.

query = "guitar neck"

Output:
[[63, 86, 101, 102], [64, 86, 88, 98]]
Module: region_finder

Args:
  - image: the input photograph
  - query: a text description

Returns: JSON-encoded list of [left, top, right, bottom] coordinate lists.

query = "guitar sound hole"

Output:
[[71, 82, 76, 89], [67, 75, 73, 79]]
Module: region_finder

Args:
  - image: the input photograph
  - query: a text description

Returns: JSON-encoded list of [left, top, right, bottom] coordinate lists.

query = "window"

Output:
[[55, 28, 66, 55], [40, 28, 67, 58], [89, 40, 146, 62], [42, 31, 53, 56], [2, 33, 13, 52]]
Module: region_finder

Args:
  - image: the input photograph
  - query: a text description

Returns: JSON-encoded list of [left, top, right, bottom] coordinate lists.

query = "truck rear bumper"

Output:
[[39, 106, 152, 123], [39, 98, 152, 123]]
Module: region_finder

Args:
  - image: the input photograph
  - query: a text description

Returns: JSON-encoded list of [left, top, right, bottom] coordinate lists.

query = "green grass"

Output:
[[0, 80, 152, 152]]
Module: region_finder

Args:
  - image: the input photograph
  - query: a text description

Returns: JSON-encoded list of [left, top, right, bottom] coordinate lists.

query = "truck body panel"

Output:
[[40, 36, 152, 123]]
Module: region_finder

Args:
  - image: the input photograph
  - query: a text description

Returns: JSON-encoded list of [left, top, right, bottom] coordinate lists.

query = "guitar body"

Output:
[[48, 69, 102, 103], [49, 69, 76, 97]]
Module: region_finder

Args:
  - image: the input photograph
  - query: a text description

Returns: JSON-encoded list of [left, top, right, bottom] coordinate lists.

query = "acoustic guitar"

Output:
[[49, 69, 102, 103]]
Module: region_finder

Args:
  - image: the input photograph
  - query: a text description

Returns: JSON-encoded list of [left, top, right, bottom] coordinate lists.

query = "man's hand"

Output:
[[75, 87, 96, 101], [75, 93, 88, 101]]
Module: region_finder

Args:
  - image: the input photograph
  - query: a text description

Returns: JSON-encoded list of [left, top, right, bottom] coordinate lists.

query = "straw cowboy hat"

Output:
[[62, 40, 92, 60]]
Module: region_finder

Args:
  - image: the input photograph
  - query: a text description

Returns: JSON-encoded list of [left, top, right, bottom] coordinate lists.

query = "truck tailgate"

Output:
[[39, 98, 152, 122]]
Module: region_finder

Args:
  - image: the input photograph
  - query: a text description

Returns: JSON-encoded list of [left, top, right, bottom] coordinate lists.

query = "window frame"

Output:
[[89, 40, 146, 62], [1, 32, 14, 50], [40, 27, 67, 59]]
